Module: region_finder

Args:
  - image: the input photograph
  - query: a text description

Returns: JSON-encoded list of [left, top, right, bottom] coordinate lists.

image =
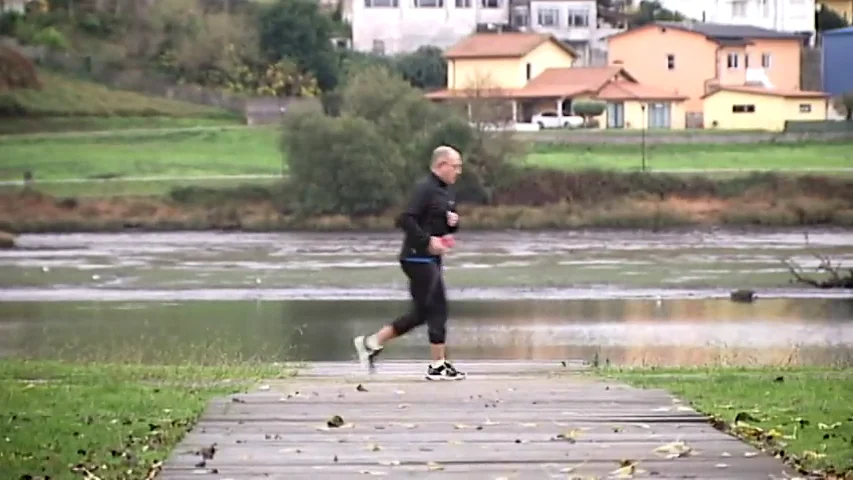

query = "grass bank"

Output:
[[1, 171, 853, 232], [0, 116, 243, 135], [0, 359, 290, 480], [1, 71, 236, 119], [603, 367, 853, 478], [2, 126, 852, 183]]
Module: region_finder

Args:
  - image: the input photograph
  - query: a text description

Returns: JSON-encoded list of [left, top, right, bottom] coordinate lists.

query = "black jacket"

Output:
[[396, 172, 459, 261]]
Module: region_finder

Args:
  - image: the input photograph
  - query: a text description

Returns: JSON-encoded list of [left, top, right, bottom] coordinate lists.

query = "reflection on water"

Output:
[[2, 297, 852, 367]]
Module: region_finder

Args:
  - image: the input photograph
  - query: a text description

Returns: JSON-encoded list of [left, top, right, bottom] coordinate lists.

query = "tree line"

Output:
[[0, 0, 448, 97]]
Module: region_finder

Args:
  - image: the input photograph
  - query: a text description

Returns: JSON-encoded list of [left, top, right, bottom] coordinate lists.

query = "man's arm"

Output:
[[448, 204, 459, 234], [395, 182, 431, 250]]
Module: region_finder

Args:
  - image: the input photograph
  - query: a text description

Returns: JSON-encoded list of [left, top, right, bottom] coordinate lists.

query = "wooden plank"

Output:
[[159, 361, 795, 480]]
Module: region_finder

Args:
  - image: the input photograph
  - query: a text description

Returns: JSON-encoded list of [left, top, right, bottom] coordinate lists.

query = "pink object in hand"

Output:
[[441, 235, 455, 248]]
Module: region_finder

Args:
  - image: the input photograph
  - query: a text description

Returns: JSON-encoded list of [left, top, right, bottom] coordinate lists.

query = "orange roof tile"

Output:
[[596, 81, 687, 101], [702, 86, 830, 98], [444, 32, 577, 59], [518, 66, 635, 97]]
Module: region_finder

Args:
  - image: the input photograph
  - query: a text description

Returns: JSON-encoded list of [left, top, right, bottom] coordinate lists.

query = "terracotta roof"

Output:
[[606, 21, 806, 44], [702, 86, 830, 98], [444, 32, 578, 59], [424, 88, 520, 100], [522, 66, 635, 95], [597, 81, 688, 101]]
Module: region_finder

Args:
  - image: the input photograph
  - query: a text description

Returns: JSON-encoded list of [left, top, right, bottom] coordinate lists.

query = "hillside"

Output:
[[1, 70, 236, 118]]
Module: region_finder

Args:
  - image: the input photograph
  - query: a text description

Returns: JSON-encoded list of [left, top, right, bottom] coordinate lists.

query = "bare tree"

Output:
[[782, 233, 853, 289]]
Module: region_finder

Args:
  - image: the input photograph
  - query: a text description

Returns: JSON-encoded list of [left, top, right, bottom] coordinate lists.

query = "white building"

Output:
[[0, 0, 27, 13], [657, 0, 816, 38], [350, 0, 619, 64]]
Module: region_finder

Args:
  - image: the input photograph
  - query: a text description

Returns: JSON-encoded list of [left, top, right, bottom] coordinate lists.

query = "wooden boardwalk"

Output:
[[160, 361, 797, 479]]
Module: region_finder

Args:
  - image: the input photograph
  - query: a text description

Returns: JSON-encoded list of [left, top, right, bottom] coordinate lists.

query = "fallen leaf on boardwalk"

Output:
[[448, 440, 464, 445], [394, 390, 405, 395], [651, 407, 671, 412], [553, 430, 580, 443], [518, 422, 538, 427], [715, 463, 729, 469], [397, 404, 409, 409], [327, 415, 345, 428], [453, 423, 475, 429], [378, 460, 401, 466], [654, 441, 693, 459], [367, 443, 381, 452], [356, 384, 368, 392], [258, 384, 271, 391], [721, 452, 731, 457], [392, 422, 418, 429], [675, 406, 694, 412], [358, 470, 388, 476], [633, 423, 651, 429], [427, 461, 444, 471], [743, 452, 758, 458], [610, 460, 645, 478]]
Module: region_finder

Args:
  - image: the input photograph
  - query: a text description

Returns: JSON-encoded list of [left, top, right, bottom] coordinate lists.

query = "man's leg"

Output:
[[354, 262, 432, 371], [424, 270, 465, 380]]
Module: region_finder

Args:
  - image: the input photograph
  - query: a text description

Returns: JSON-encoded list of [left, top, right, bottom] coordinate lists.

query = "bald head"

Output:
[[430, 145, 462, 185], [431, 145, 460, 168]]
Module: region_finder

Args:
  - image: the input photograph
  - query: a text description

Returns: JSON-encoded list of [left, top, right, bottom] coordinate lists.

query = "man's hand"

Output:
[[447, 211, 459, 227], [428, 236, 447, 256]]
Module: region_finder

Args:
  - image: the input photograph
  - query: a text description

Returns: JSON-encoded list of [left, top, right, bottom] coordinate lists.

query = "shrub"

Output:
[[282, 110, 404, 216], [0, 46, 41, 91]]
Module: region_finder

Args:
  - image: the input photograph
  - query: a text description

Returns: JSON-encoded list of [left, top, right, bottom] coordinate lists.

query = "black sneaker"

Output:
[[426, 360, 466, 381], [353, 335, 382, 373]]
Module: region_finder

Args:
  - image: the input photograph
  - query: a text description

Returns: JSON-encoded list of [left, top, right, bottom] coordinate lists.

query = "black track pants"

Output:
[[391, 260, 448, 344]]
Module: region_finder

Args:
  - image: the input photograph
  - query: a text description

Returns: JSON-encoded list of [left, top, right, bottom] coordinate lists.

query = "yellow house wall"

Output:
[[619, 100, 687, 130], [447, 39, 576, 90], [704, 90, 828, 131]]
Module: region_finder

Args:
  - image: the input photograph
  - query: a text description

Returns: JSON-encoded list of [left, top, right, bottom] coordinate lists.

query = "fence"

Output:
[[784, 120, 853, 133]]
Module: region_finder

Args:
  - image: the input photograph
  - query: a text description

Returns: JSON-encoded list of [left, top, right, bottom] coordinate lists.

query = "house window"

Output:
[[511, 7, 528, 26], [761, 53, 771, 68], [731, 0, 746, 16], [727, 52, 739, 68], [537, 7, 560, 26], [732, 104, 756, 113], [372, 39, 386, 55], [526, 62, 532, 80], [666, 54, 675, 70], [415, 0, 442, 6], [567, 8, 589, 27], [480, 0, 499, 8], [744, 54, 750, 68], [647, 102, 671, 129], [365, 0, 398, 6], [799, 103, 812, 113], [455, 0, 471, 6]]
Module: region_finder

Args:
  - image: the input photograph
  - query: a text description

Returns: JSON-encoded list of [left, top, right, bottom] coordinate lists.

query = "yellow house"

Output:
[[443, 32, 578, 91], [427, 32, 688, 130], [820, 0, 853, 22], [702, 86, 829, 131]]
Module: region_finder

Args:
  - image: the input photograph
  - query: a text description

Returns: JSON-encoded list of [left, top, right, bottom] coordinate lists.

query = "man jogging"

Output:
[[353, 145, 465, 380]]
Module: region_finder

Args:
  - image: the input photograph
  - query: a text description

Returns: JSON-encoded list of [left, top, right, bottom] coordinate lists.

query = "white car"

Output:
[[531, 111, 584, 129]]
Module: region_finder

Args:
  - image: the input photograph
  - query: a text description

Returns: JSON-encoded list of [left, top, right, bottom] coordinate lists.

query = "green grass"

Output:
[[0, 127, 284, 181], [527, 142, 853, 172], [2, 71, 237, 119], [2, 126, 851, 184], [0, 359, 289, 480], [0, 176, 281, 197], [605, 367, 853, 477], [0, 116, 243, 135]]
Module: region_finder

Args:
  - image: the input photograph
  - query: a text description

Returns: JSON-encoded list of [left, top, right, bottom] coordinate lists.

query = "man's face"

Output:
[[437, 153, 462, 185]]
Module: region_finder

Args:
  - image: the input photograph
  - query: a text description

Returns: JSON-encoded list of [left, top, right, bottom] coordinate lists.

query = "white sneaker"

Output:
[[353, 335, 382, 373]]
